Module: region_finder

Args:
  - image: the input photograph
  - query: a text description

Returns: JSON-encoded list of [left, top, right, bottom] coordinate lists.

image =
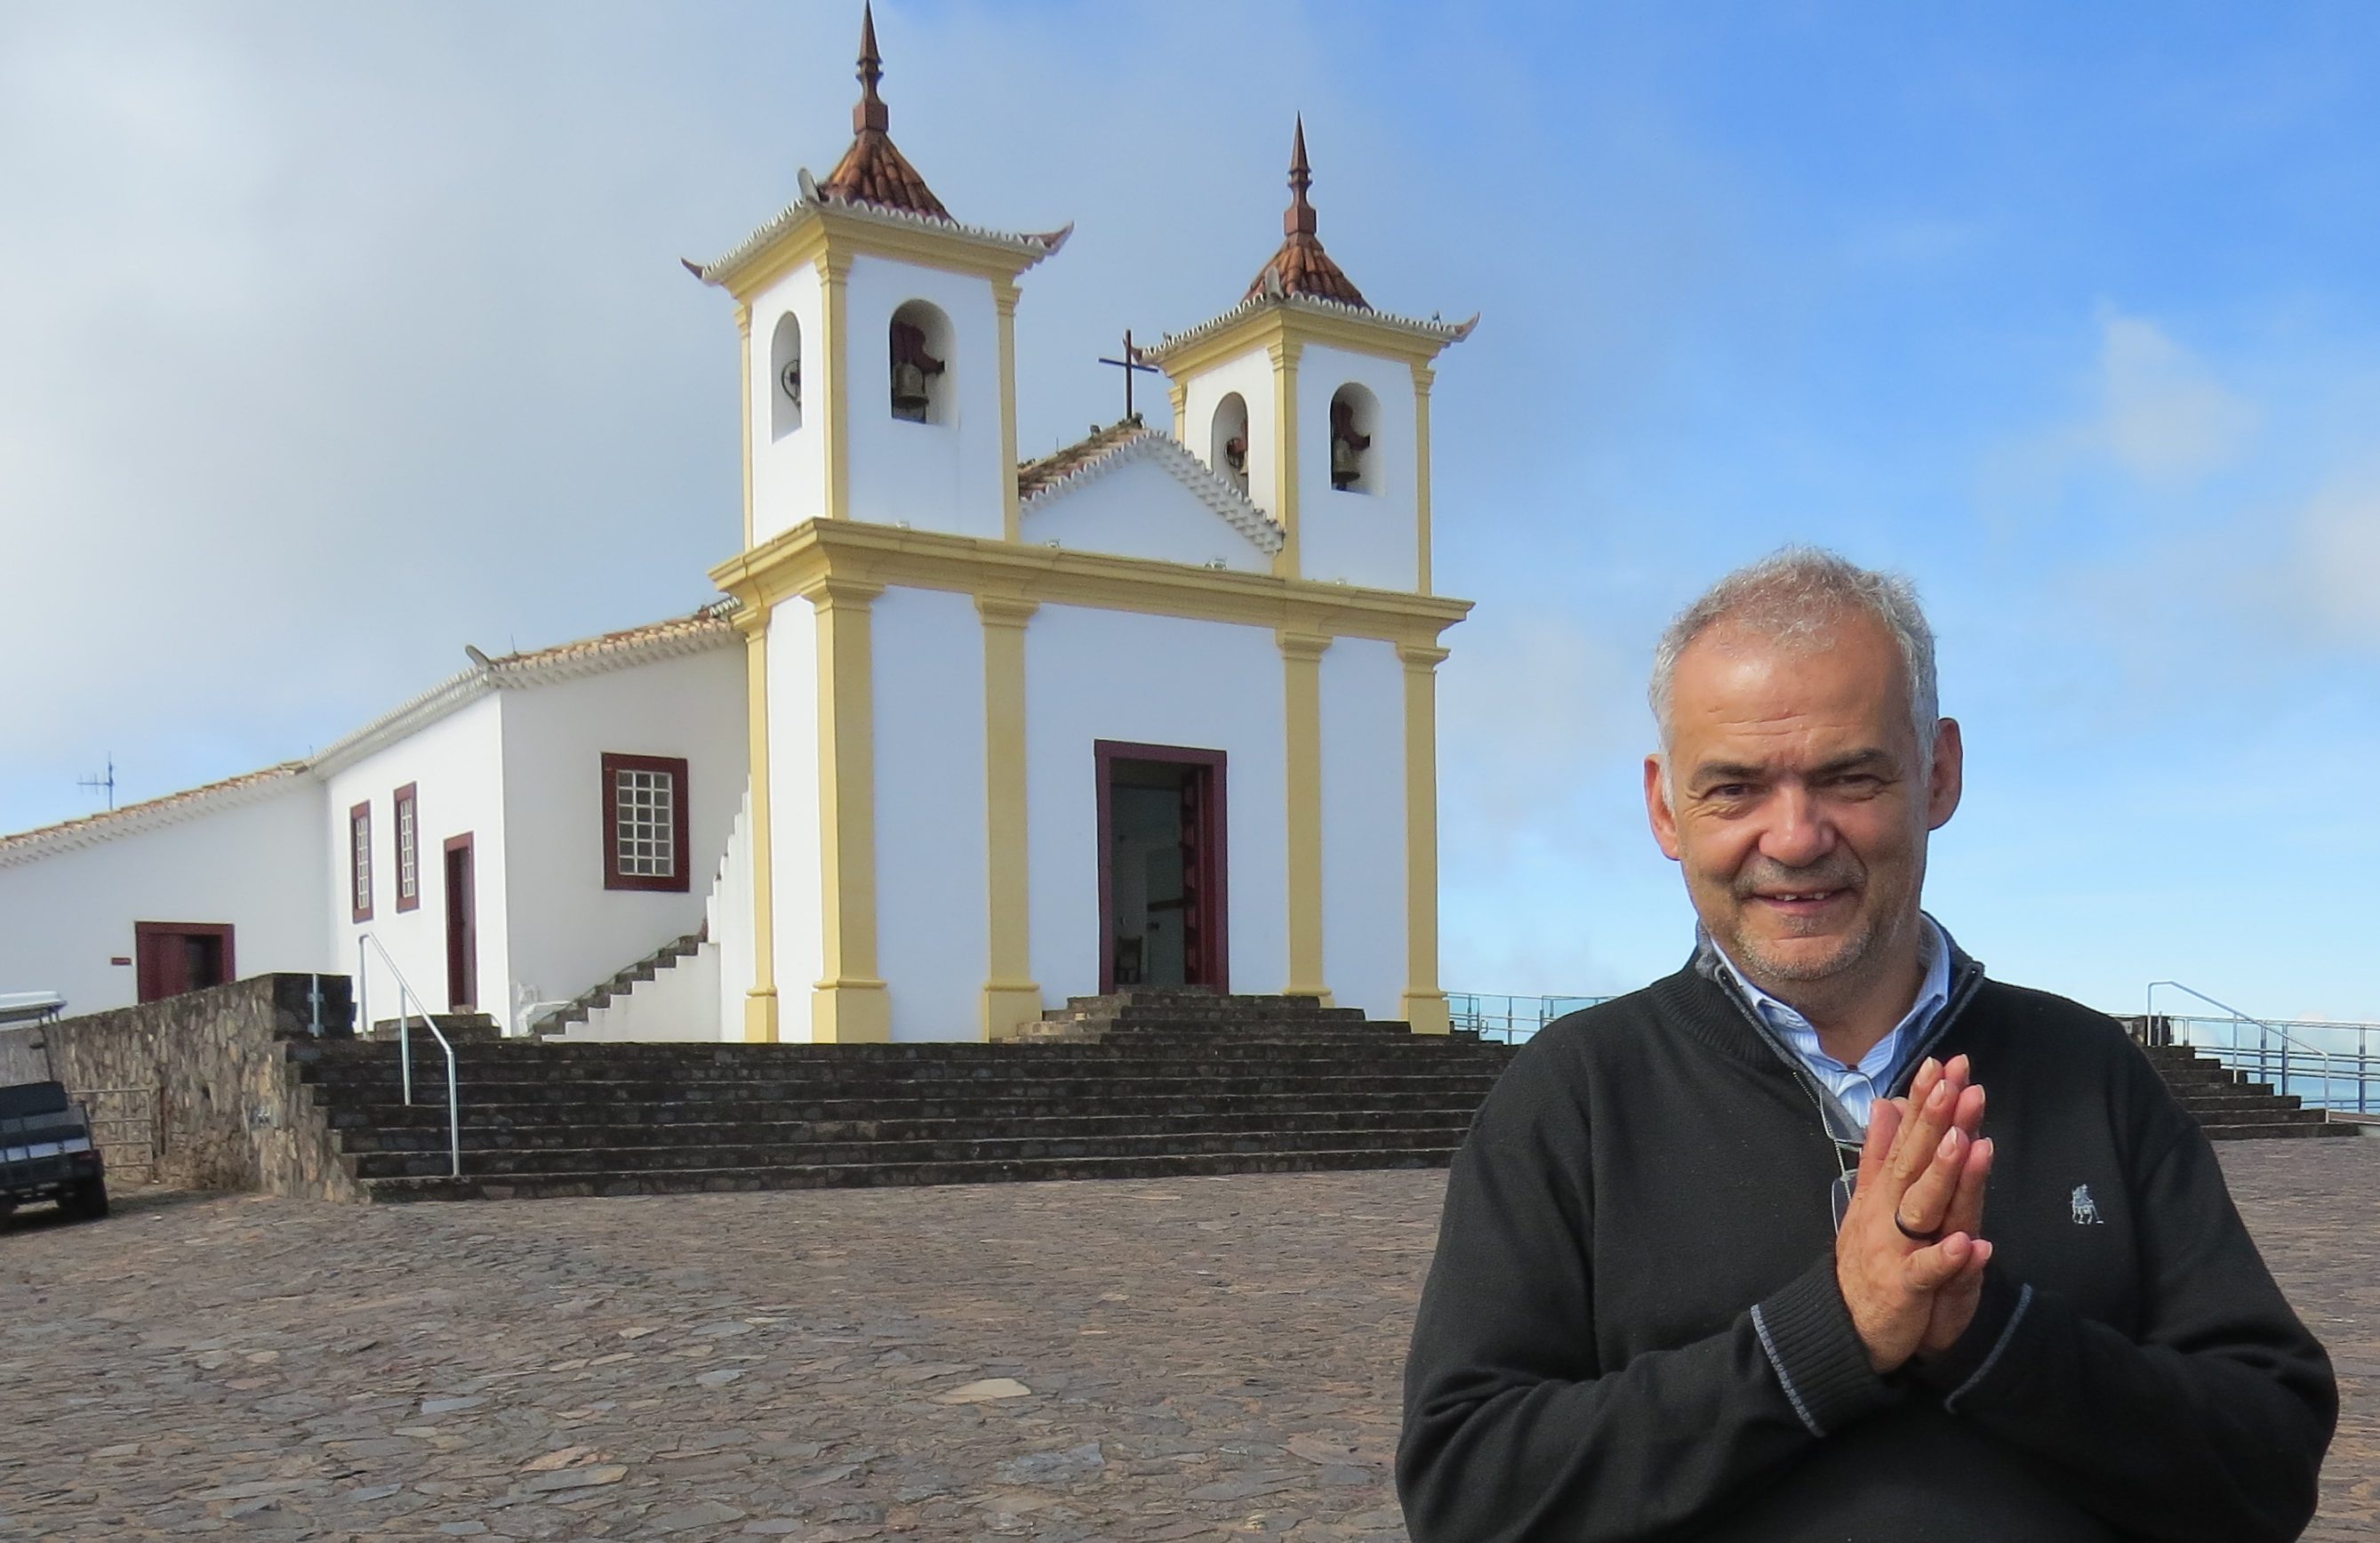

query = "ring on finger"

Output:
[[1894, 1212, 1942, 1244]]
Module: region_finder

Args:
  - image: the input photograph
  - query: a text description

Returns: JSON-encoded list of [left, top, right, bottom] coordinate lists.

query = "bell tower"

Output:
[[685, 4, 1070, 550], [1148, 118, 1474, 593]]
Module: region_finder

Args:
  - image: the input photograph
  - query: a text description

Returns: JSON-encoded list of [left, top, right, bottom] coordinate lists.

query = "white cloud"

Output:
[[2091, 311, 2257, 485]]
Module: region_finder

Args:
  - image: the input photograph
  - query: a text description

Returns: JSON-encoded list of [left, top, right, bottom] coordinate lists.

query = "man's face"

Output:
[[1644, 613, 1962, 1002]]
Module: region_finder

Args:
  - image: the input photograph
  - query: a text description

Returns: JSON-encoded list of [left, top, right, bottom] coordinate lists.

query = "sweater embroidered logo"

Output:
[[2071, 1184, 2104, 1225]]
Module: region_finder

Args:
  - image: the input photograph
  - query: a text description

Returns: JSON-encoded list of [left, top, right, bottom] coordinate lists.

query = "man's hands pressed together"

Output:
[[1835, 1055, 1996, 1374]]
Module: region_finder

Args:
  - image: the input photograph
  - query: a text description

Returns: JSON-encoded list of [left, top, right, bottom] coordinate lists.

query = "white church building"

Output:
[[0, 11, 1477, 1044]]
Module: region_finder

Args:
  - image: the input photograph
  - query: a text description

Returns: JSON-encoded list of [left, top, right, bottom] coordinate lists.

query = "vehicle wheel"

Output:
[[62, 1178, 108, 1220]]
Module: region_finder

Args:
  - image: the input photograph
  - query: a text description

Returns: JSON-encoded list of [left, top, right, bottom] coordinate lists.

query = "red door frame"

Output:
[[443, 833, 477, 1011], [1094, 741, 1229, 995], [132, 921, 236, 1004]]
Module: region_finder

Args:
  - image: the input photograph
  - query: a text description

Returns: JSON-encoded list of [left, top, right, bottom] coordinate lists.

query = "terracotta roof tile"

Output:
[[488, 601, 736, 671], [816, 4, 950, 221], [1016, 418, 1150, 500], [0, 762, 309, 856], [1244, 117, 1369, 309]]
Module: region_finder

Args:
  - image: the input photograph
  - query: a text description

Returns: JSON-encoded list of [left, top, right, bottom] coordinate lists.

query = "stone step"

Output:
[[348, 1124, 1475, 1179], [2202, 1121, 2360, 1140], [365, 1014, 501, 1045], [333, 1086, 1508, 1131], [336, 1105, 1477, 1153], [358, 1144, 1464, 1202]]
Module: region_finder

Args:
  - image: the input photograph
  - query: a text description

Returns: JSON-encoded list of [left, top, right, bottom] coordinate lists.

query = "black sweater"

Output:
[[1398, 960, 2336, 1542]]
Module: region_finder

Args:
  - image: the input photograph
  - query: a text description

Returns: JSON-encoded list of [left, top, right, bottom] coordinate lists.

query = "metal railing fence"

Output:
[[2144, 981, 2380, 1114], [1447, 993, 1614, 1045], [356, 935, 461, 1179]]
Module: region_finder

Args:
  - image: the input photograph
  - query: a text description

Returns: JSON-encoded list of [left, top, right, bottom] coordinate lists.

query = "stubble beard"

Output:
[[1713, 855, 1897, 1010]]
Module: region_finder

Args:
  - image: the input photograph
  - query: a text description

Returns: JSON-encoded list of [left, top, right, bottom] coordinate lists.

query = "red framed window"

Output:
[[349, 800, 374, 922], [393, 784, 420, 912], [603, 752, 690, 892]]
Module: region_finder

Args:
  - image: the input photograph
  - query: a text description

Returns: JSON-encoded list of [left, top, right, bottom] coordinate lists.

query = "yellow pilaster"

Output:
[[977, 593, 1041, 1038], [736, 608, 779, 1042], [806, 574, 890, 1041], [736, 304, 755, 550], [1169, 381, 1188, 443], [1280, 630, 1331, 1001], [1398, 643, 1452, 1034], [1269, 339, 1303, 579], [996, 280, 1022, 543], [1412, 362, 1435, 595], [818, 252, 853, 521]]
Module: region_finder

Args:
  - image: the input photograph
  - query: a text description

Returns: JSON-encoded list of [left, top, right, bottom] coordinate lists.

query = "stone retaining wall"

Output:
[[0, 974, 360, 1201]]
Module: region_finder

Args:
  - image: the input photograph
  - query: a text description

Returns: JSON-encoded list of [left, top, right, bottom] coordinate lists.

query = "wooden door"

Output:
[[443, 834, 477, 1010], [132, 922, 236, 1004]]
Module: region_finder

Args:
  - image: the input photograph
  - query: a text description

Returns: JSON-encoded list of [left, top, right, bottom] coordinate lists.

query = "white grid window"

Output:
[[397, 797, 417, 903], [351, 808, 373, 915], [614, 767, 677, 879]]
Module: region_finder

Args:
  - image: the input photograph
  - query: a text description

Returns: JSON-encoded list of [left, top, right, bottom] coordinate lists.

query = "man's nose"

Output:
[[1759, 784, 1835, 868]]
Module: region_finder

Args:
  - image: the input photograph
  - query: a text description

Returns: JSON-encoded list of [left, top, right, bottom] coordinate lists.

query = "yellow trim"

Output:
[[977, 594, 1041, 1038], [1279, 631, 1331, 1001], [735, 607, 779, 1042], [805, 574, 891, 1042], [1398, 643, 1452, 1035], [1157, 302, 1454, 386], [1269, 339, 1302, 579], [1169, 381, 1188, 442], [996, 280, 1022, 543], [711, 518, 1470, 652], [818, 253, 853, 522], [1412, 362, 1435, 595], [737, 304, 754, 550], [714, 204, 1050, 306]]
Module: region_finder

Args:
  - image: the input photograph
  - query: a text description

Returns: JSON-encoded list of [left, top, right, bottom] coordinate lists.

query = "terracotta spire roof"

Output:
[[1244, 116, 1367, 309], [815, 3, 950, 221]]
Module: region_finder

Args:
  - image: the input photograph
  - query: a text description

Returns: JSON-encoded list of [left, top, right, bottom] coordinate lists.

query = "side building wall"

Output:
[[499, 646, 746, 1029], [0, 781, 326, 1017]]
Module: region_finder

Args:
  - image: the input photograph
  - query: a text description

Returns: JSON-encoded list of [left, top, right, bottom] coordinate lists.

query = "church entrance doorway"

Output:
[[1094, 742, 1228, 995], [443, 833, 477, 1011]]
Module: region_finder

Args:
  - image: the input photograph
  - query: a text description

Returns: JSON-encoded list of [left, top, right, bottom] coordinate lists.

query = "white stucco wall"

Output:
[[766, 598, 825, 1041], [749, 263, 829, 545], [497, 645, 746, 1033], [871, 585, 990, 1040], [1177, 349, 1278, 518], [708, 789, 753, 1043], [1023, 605, 1288, 1002], [1297, 343, 1418, 592], [1318, 638, 1408, 1020], [0, 780, 327, 1017], [843, 254, 1006, 539], [320, 693, 511, 1027], [1020, 455, 1270, 573]]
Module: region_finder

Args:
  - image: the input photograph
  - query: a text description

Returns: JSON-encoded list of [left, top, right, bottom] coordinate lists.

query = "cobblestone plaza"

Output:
[[5, 1139, 2374, 1540]]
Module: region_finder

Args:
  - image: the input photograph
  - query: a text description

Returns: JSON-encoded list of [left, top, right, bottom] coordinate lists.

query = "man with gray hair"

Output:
[[1398, 549, 2334, 1541]]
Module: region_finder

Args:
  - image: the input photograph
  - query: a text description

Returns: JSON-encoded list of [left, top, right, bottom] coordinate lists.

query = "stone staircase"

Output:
[[530, 930, 707, 1036], [285, 993, 2349, 1204], [297, 989, 1519, 1202], [2132, 1041, 2356, 1141]]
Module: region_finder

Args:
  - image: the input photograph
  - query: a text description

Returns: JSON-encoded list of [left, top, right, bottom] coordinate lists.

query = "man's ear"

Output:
[[1926, 718, 1964, 831], [1645, 753, 1684, 860]]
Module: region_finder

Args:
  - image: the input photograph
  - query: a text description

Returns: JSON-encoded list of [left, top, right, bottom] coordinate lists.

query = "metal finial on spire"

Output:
[[1286, 114, 1317, 237], [854, 2, 889, 133]]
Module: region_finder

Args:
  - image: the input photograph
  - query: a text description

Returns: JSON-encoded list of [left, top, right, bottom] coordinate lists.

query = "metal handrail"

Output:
[[356, 935, 461, 1179], [2147, 981, 2380, 1114]]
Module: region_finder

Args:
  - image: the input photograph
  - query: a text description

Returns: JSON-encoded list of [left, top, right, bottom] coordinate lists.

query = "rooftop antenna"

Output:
[[77, 754, 117, 812], [1096, 328, 1160, 424]]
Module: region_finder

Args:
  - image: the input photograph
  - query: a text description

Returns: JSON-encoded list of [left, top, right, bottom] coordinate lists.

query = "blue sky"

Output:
[[2, 3, 2374, 1019]]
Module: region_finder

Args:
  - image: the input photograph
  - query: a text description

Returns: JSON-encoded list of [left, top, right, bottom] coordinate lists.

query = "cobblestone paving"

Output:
[[2, 1138, 2373, 1540]]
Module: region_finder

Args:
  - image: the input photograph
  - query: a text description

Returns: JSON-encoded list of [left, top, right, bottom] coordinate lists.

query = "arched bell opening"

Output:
[[769, 312, 803, 439], [889, 300, 953, 425], [1210, 392, 1251, 494], [1328, 382, 1377, 494]]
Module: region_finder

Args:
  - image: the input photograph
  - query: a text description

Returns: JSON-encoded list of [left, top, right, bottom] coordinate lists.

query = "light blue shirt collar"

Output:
[[1711, 915, 1952, 1130]]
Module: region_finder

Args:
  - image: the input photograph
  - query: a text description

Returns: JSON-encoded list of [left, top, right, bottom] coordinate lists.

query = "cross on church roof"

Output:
[[1096, 329, 1161, 422]]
